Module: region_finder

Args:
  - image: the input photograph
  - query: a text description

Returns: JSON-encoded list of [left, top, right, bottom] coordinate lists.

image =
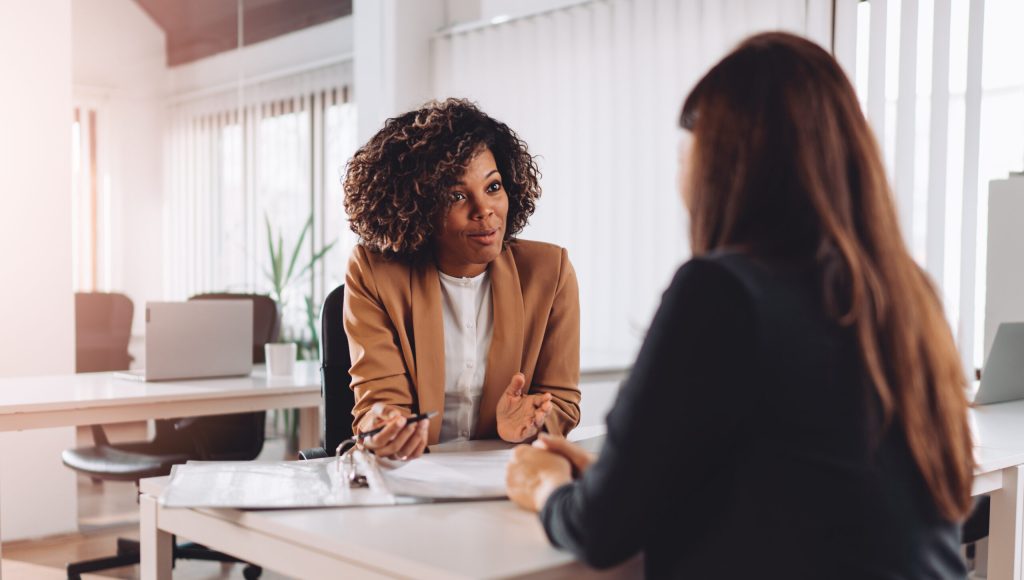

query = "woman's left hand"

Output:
[[496, 373, 554, 442], [506, 444, 573, 512]]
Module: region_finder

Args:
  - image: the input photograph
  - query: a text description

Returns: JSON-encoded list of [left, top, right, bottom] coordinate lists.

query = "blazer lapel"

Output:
[[476, 247, 525, 438], [411, 263, 446, 444]]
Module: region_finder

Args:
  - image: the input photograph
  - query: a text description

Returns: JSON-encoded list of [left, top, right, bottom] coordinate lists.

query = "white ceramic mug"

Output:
[[265, 342, 297, 377]]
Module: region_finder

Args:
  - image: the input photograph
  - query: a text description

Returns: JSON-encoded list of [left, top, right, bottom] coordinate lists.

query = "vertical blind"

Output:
[[433, 0, 833, 368], [164, 60, 358, 340], [835, 0, 1024, 374]]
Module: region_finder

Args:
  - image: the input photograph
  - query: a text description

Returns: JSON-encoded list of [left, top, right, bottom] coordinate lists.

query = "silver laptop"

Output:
[[115, 301, 253, 382], [975, 322, 1024, 405]]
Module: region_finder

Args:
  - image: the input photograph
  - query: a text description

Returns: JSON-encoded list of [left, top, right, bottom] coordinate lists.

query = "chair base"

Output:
[[65, 536, 263, 580], [66, 537, 139, 579]]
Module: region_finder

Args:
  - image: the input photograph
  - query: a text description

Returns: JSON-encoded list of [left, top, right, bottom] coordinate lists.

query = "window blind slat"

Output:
[[958, 0, 987, 374], [894, 0, 919, 251], [925, 0, 952, 293]]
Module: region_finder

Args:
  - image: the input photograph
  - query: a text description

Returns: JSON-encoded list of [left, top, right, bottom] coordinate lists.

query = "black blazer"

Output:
[[541, 252, 965, 579]]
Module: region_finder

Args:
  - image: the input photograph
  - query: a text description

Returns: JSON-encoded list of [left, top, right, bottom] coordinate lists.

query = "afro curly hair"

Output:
[[343, 98, 541, 261]]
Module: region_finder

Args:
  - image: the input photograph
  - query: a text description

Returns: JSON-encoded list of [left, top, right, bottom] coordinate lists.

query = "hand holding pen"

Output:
[[359, 404, 434, 460]]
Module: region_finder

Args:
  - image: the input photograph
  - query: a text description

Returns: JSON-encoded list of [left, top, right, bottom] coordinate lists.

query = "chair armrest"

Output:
[[298, 447, 328, 460]]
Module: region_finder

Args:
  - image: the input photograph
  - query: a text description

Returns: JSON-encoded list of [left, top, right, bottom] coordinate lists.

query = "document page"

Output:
[[160, 448, 513, 508], [379, 448, 512, 499], [161, 457, 398, 508]]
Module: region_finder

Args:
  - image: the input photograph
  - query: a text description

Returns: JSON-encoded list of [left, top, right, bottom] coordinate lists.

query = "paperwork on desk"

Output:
[[160, 449, 511, 509]]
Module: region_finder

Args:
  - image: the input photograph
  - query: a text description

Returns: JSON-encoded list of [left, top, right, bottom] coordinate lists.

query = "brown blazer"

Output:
[[343, 239, 581, 444]]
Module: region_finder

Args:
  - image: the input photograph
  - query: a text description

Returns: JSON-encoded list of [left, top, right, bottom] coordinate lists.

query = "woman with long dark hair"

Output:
[[506, 32, 972, 578]]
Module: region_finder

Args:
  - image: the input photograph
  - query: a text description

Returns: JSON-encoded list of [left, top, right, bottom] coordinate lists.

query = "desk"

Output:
[[139, 437, 639, 580], [134, 400, 1024, 580], [971, 400, 1024, 580], [0, 362, 321, 579]]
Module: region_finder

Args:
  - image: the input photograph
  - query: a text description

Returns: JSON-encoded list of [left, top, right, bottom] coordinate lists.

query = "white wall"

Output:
[[354, 0, 444, 142], [0, 0, 78, 540], [73, 0, 167, 349]]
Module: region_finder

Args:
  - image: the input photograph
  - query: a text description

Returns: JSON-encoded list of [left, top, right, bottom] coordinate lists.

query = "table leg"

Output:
[[299, 406, 320, 451], [1, 454, 4, 580], [140, 494, 172, 580], [989, 465, 1024, 580]]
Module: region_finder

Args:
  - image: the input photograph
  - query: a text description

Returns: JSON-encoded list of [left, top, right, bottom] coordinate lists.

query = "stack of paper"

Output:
[[160, 448, 513, 508], [378, 449, 511, 499]]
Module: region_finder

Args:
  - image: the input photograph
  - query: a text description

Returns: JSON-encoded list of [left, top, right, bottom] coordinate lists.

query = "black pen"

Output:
[[356, 411, 437, 440]]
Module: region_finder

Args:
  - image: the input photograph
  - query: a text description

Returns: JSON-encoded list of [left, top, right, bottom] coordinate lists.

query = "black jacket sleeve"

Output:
[[539, 258, 758, 568]]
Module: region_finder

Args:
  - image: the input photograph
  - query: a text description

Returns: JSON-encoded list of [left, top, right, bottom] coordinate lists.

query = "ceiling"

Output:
[[133, 0, 352, 67]]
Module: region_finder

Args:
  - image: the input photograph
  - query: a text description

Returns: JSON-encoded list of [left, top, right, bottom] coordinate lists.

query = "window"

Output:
[[846, 0, 1024, 372], [165, 61, 359, 345]]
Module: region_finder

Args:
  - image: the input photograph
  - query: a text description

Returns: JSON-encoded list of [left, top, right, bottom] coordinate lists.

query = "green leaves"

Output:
[[263, 213, 335, 307]]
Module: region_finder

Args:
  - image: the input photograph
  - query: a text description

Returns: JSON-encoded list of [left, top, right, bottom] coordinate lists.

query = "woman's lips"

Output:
[[467, 228, 499, 245]]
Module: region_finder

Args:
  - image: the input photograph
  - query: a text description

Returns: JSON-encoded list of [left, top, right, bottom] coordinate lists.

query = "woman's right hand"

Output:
[[360, 403, 430, 460]]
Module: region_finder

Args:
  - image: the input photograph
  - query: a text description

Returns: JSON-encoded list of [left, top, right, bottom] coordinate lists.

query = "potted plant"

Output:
[[264, 212, 336, 452]]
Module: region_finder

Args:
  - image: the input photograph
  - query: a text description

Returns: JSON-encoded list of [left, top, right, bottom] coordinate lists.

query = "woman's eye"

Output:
[[451, 192, 466, 202], [486, 181, 503, 193]]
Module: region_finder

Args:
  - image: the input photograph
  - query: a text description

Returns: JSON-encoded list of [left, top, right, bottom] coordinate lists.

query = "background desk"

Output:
[[971, 400, 1024, 580], [140, 436, 639, 580], [0, 362, 321, 579]]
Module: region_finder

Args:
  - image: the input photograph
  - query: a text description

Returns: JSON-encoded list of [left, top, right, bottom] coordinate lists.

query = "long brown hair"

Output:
[[681, 32, 973, 521]]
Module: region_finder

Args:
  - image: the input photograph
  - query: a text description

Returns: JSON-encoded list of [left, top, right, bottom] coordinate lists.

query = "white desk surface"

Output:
[[972, 399, 1024, 450], [0, 362, 321, 432], [140, 436, 636, 580], [0, 361, 324, 579]]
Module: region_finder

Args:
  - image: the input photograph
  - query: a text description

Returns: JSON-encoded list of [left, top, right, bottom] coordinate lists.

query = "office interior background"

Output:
[[1, 0, 1024, 574]]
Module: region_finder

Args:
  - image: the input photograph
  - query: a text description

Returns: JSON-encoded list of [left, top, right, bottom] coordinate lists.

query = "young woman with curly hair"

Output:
[[341, 98, 580, 460]]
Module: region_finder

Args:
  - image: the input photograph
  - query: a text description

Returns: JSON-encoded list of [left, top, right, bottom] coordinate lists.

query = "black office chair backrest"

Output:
[[75, 292, 134, 372], [320, 284, 355, 453]]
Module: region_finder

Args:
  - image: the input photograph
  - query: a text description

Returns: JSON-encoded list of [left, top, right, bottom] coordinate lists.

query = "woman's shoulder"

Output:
[[665, 251, 771, 314], [505, 239, 576, 300], [346, 244, 416, 285], [508, 238, 567, 265], [507, 239, 574, 285], [680, 250, 779, 295], [673, 250, 820, 324]]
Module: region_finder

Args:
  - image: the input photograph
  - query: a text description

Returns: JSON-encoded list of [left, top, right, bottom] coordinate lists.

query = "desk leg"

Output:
[[299, 406, 320, 451], [1, 454, 4, 580], [989, 465, 1024, 580], [140, 494, 172, 580]]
